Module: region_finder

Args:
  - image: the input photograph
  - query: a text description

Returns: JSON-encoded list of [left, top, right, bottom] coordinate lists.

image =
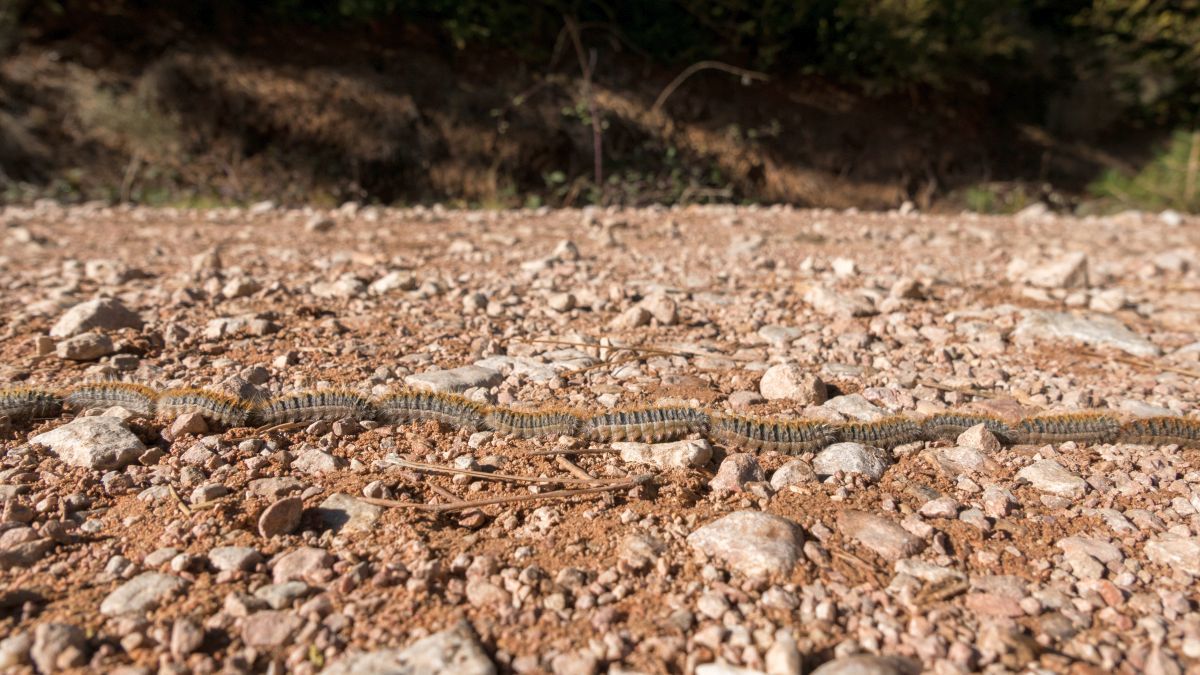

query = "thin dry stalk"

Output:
[[385, 456, 626, 485], [652, 60, 768, 115], [361, 474, 653, 513], [555, 455, 595, 480]]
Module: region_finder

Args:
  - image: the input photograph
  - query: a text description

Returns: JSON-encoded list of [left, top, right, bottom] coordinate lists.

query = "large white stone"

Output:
[[30, 417, 145, 469]]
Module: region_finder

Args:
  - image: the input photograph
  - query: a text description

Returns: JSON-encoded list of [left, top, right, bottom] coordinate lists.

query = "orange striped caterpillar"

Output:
[[836, 417, 924, 449], [484, 407, 582, 438], [64, 382, 157, 417], [709, 414, 836, 454], [1015, 413, 1120, 445], [580, 407, 710, 443], [1118, 416, 1200, 447], [921, 413, 1015, 443], [0, 388, 63, 422], [258, 390, 376, 425], [375, 390, 486, 431], [156, 388, 256, 428]]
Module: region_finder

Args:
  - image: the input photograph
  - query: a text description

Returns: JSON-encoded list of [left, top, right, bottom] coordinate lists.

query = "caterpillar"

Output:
[[836, 416, 924, 449], [709, 414, 836, 454], [64, 382, 157, 417], [580, 407, 710, 443], [0, 387, 64, 422], [921, 413, 1016, 444], [1015, 413, 1120, 445], [8, 379, 1200, 451], [484, 407, 582, 438], [375, 390, 486, 431], [1117, 416, 1200, 447], [156, 388, 256, 428], [257, 389, 376, 425]]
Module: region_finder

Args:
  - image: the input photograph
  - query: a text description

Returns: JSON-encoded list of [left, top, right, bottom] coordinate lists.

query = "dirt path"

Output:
[[1, 203, 1198, 674]]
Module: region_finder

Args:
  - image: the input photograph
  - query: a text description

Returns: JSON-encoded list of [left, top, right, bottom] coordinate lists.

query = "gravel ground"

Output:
[[1, 202, 1198, 675]]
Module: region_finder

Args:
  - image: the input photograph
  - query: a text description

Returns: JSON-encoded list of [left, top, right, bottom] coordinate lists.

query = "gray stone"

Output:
[[0, 631, 32, 669], [1013, 310, 1160, 357], [0, 537, 53, 570], [640, 292, 678, 325], [190, 483, 228, 505], [305, 215, 335, 232], [810, 655, 921, 675], [758, 325, 802, 347], [821, 394, 885, 421], [1145, 533, 1200, 576], [249, 477, 304, 499], [310, 276, 366, 299], [770, 459, 818, 490], [30, 417, 145, 470], [405, 365, 503, 393], [259, 496, 304, 538], [253, 581, 311, 609], [838, 510, 925, 559], [31, 623, 87, 673], [930, 446, 998, 477], [709, 453, 766, 493], [759, 364, 827, 404], [1017, 460, 1087, 498], [323, 620, 496, 675], [55, 332, 115, 361], [317, 493, 383, 534], [292, 449, 343, 474], [611, 306, 651, 329], [100, 572, 188, 616], [957, 424, 1002, 453], [242, 610, 302, 647], [813, 443, 890, 482], [170, 618, 204, 658], [369, 271, 417, 295], [615, 439, 712, 469], [272, 547, 333, 584], [50, 298, 143, 338], [208, 546, 262, 572], [687, 511, 804, 578], [1022, 252, 1088, 289], [804, 286, 876, 318]]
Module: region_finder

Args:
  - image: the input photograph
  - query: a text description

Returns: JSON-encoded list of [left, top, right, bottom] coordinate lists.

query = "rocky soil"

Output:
[[0, 201, 1198, 674]]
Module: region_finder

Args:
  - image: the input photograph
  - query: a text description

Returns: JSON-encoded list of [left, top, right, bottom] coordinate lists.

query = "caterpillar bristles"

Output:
[[709, 414, 836, 454], [484, 407, 582, 438], [837, 416, 923, 449], [580, 407, 710, 443], [1117, 416, 1200, 448], [258, 389, 376, 425], [64, 382, 157, 417], [157, 388, 256, 428], [1015, 412, 1119, 445], [375, 390, 486, 431], [921, 413, 1015, 443], [0, 387, 64, 422]]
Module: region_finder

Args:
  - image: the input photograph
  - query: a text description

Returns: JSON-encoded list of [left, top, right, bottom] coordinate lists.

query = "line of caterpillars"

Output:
[[2, 382, 1199, 451]]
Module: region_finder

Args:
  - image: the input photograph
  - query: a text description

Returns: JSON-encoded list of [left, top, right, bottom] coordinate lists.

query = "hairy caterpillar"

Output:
[[258, 389, 376, 425], [837, 417, 924, 448], [156, 388, 256, 428], [375, 390, 486, 431], [709, 414, 836, 454], [484, 407, 582, 438], [0, 387, 64, 422], [1015, 413, 1120, 445], [921, 413, 1015, 444], [64, 382, 157, 417], [1117, 416, 1200, 448], [580, 407, 710, 443]]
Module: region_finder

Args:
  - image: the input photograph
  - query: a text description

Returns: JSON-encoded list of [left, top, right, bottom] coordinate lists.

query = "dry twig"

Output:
[[361, 474, 653, 513]]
